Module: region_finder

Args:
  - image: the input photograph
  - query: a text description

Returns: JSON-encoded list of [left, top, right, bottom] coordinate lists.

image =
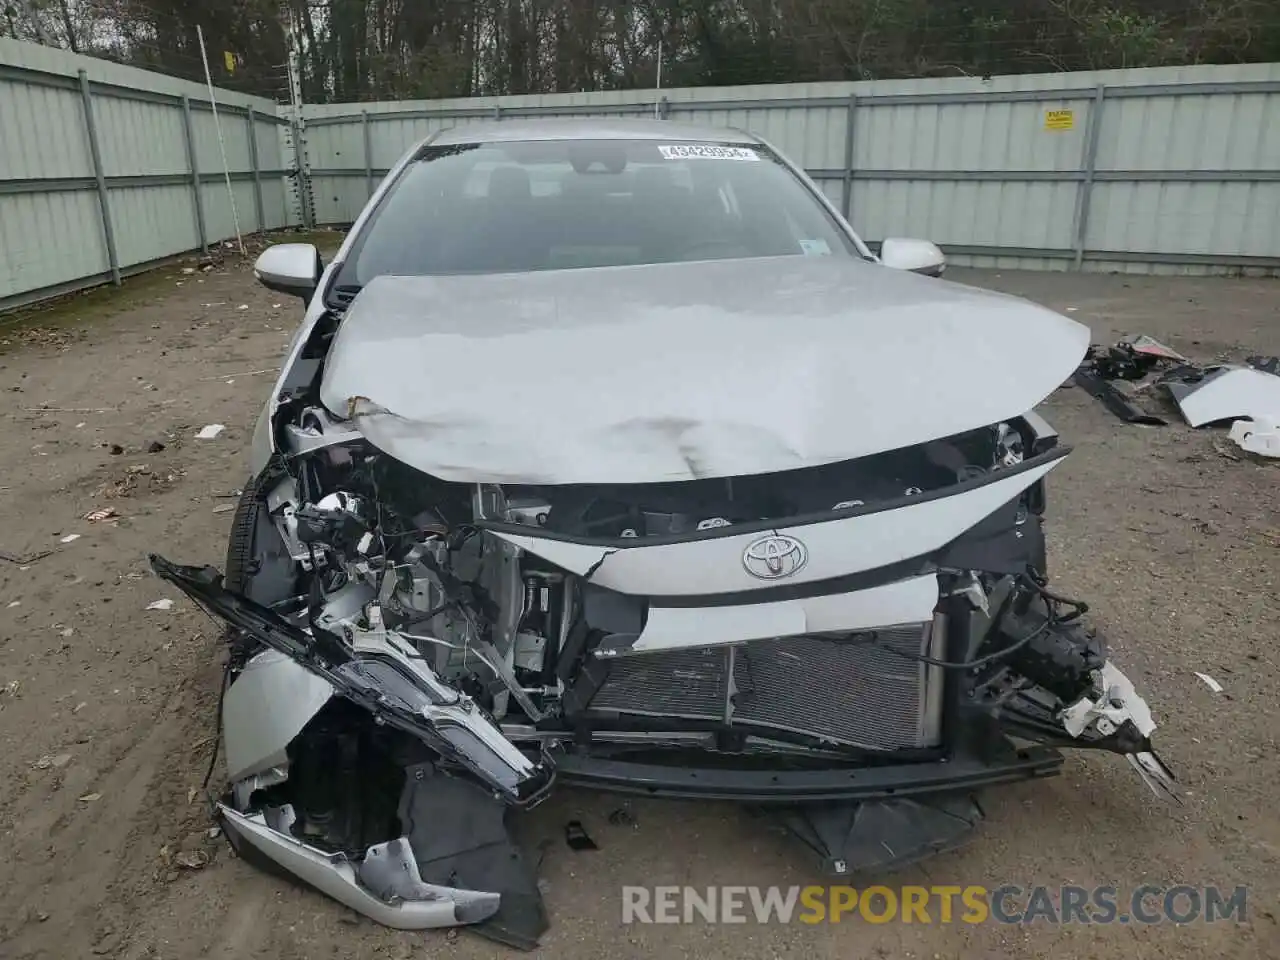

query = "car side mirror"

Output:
[[880, 238, 946, 277], [254, 243, 322, 301]]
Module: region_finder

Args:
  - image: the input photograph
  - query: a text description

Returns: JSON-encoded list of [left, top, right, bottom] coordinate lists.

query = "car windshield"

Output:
[[334, 137, 859, 290]]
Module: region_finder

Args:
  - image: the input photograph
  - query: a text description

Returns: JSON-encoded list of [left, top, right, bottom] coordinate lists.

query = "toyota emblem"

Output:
[[742, 534, 808, 580]]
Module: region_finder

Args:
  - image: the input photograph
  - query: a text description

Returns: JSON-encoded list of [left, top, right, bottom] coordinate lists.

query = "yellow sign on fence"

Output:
[[1044, 109, 1075, 131]]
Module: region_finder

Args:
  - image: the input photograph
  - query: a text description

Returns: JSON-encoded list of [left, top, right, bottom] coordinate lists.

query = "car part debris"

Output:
[[196, 424, 226, 440], [1247, 355, 1280, 377], [146, 598, 174, 611], [0, 549, 52, 565], [1193, 672, 1224, 693], [1071, 337, 1191, 425], [1072, 366, 1166, 425], [564, 821, 598, 851], [1164, 365, 1280, 427], [1228, 417, 1280, 458]]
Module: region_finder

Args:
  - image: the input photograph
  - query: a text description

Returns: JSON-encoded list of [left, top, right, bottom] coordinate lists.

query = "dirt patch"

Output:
[[0, 264, 1275, 959]]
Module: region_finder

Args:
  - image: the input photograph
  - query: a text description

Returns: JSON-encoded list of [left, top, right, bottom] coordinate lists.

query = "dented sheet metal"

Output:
[[319, 258, 1088, 485]]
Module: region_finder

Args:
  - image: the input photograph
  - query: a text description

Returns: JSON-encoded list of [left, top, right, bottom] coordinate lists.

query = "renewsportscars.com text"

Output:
[[621, 884, 1248, 925]]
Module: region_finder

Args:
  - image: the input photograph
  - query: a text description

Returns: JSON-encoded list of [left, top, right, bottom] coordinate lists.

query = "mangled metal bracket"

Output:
[[1058, 661, 1178, 802]]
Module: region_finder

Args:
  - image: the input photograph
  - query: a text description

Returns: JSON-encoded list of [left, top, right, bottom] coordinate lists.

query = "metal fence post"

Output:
[[77, 70, 121, 286], [658, 96, 670, 119], [1071, 84, 1106, 270], [181, 96, 209, 254], [841, 93, 858, 220], [246, 106, 265, 233], [362, 110, 374, 199]]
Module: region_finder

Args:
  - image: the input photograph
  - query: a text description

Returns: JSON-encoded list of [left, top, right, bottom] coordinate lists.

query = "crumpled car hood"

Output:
[[319, 256, 1089, 484]]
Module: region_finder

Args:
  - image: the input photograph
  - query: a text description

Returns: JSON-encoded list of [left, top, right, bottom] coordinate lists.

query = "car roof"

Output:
[[429, 117, 761, 147]]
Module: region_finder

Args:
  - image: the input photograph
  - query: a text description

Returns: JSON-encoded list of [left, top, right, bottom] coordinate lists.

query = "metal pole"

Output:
[[77, 70, 120, 286], [841, 93, 857, 220], [654, 39, 663, 119], [181, 95, 209, 255], [1072, 84, 1106, 271], [197, 25, 245, 255], [362, 110, 374, 198], [246, 106, 264, 233]]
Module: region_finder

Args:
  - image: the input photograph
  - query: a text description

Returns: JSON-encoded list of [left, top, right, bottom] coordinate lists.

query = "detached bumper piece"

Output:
[[218, 763, 547, 947], [219, 804, 501, 930], [778, 793, 985, 875]]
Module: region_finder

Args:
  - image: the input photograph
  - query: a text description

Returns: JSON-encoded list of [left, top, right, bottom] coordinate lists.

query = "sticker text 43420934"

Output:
[[657, 144, 761, 161]]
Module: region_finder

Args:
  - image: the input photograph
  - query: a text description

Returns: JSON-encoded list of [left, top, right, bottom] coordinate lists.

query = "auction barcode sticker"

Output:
[[657, 144, 760, 161]]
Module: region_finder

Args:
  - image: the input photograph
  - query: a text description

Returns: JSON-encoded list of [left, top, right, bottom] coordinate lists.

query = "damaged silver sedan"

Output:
[[153, 119, 1175, 948]]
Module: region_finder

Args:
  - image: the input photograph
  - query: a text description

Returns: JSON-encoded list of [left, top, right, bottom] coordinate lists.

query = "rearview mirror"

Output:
[[254, 243, 322, 301], [880, 238, 946, 277]]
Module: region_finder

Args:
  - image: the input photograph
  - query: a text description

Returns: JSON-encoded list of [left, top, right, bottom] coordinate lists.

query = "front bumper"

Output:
[[219, 805, 500, 929]]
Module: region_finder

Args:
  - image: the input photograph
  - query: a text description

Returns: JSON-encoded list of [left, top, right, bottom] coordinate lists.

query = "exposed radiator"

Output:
[[586, 624, 940, 751]]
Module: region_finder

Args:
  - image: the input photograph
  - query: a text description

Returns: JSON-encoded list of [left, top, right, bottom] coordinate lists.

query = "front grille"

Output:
[[587, 624, 938, 751]]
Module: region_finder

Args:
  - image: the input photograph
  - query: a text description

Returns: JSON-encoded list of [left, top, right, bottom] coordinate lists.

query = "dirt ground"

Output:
[[0, 254, 1276, 960]]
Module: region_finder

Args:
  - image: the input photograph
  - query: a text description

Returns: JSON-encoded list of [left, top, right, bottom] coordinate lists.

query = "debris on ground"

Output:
[[1165, 365, 1280, 428], [107, 444, 124, 455], [195, 424, 225, 440], [607, 805, 637, 827], [0, 549, 52, 565], [146, 598, 174, 611], [1229, 417, 1280, 458], [564, 821, 599, 851], [1071, 337, 1177, 425], [1194, 672, 1224, 693], [174, 850, 209, 870], [78, 792, 102, 803], [1074, 336, 1280, 435], [59, 534, 81, 543], [84, 507, 117, 522], [31, 753, 73, 770], [147, 440, 166, 453], [211, 504, 236, 514]]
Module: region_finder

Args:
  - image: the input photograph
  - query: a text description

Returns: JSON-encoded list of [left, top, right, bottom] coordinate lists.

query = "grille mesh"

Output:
[[587, 624, 935, 750]]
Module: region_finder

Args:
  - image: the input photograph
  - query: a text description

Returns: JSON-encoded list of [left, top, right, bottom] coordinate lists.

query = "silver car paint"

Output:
[[250, 119, 886, 477], [219, 806, 501, 928], [321, 260, 1086, 484], [223, 648, 334, 783]]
